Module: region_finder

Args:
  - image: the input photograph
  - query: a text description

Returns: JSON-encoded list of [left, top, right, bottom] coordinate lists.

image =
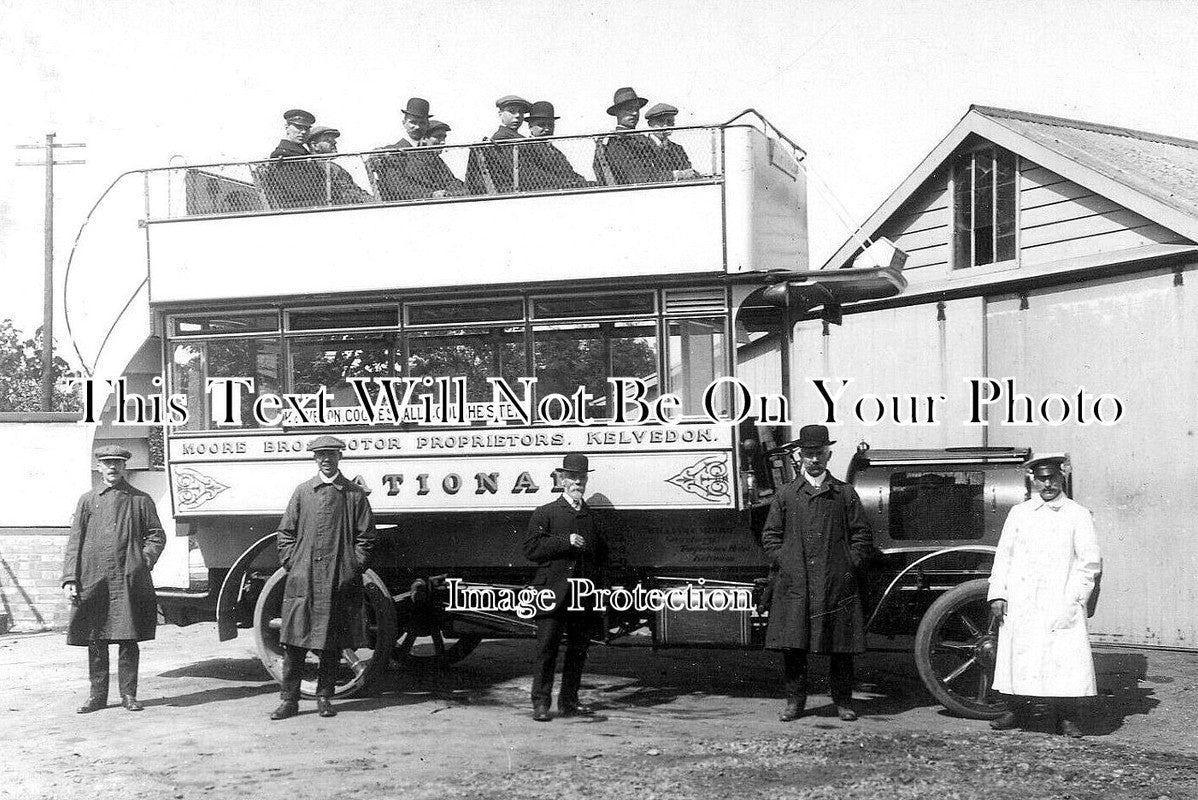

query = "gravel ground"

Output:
[[2, 624, 1196, 800]]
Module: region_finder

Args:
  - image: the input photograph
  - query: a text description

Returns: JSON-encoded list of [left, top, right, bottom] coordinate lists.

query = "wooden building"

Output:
[[805, 105, 1198, 649]]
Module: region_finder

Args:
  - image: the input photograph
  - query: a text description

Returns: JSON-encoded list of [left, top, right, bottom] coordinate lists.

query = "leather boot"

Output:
[[316, 697, 336, 718], [270, 700, 299, 720], [76, 697, 107, 714], [778, 695, 805, 722], [532, 701, 551, 722], [990, 711, 1020, 730], [835, 703, 858, 722], [121, 695, 144, 712]]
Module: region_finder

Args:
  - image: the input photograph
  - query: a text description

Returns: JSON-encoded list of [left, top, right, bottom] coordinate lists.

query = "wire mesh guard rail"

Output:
[[150, 126, 726, 220]]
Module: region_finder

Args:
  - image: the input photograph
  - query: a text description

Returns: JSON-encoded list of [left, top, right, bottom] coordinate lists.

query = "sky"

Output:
[[4, 0, 1198, 356]]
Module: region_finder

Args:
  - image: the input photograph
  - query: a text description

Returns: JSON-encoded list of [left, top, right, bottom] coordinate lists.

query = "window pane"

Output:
[[534, 321, 658, 419], [996, 150, 1018, 262], [973, 150, 995, 266], [667, 318, 728, 416], [887, 471, 985, 540], [408, 299, 524, 326], [290, 333, 397, 407], [533, 293, 655, 320], [172, 311, 277, 336], [289, 307, 398, 331], [170, 343, 206, 431], [406, 327, 527, 404], [201, 338, 282, 429], [952, 152, 973, 270]]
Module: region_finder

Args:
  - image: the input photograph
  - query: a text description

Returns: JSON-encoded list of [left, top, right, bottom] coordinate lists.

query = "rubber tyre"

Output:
[[914, 578, 1007, 719]]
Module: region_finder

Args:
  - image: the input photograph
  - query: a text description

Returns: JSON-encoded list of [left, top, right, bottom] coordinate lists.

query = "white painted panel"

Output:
[[0, 422, 96, 526], [986, 264, 1198, 648], [148, 185, 725, 304], [723, 127, 808, 273], [789, 298, 986, 476]]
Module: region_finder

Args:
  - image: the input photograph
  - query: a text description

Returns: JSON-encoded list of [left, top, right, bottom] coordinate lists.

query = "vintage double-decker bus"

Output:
[[68, 111, 1021, 719]]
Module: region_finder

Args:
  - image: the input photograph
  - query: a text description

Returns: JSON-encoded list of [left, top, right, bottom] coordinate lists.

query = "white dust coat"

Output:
[[988, 494, 1101, 697]]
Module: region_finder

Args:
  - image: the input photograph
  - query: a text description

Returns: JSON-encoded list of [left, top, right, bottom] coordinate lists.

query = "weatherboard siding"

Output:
[[877, 171, 951, 275]]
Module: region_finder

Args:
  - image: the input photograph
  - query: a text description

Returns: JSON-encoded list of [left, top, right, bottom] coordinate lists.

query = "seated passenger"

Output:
[[520, 101, 589, 191], [466, 95, 531, 194], [306, 125, 374, 205], [645, 103, 699, 181], [371, 97, 432, 201], [385, 120, 467, 200], [593, 87, 657, 186], [261, 108, 324, 209]]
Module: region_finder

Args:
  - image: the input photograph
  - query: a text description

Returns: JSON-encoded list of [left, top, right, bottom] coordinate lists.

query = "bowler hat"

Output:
[[794, 424, 835, 449], [606, 87, 649, 116], [307, 125, 340, 141], [425, 119, 451, 136], [94, 444, 132, 462], [496, 94, 533, 113], [283, 108, 316, 127], [527, 101, 560, 121], [556, 453, 593, 474], [307, 435, 347, 452], [403, 97, 431, 120], [644, 102, 679, 121], [1024, 453, 1068, 477]]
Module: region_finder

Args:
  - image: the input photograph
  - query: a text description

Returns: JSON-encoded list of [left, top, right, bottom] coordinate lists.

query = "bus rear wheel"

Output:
[[253, 567, 397, 699]]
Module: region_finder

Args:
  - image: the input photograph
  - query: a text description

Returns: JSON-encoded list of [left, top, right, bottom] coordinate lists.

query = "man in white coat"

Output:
[[987, 454, 1101, 737]]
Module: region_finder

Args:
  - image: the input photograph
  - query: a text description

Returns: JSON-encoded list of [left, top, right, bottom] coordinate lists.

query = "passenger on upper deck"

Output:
[[594, 87, 657, 186], [306, 125, 375, 205], [520, 101, 589, 191], [261, 108, 325, 209], [370, 97, 432, 202], [390, 120, 468, 200], [467, 94, 531, 194], [645, 103, 699, 181]]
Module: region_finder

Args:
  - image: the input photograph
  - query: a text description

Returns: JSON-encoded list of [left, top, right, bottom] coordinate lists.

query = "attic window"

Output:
[[952, 145, 1017, 268]]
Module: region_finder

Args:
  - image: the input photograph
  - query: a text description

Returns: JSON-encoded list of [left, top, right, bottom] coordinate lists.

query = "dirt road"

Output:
[[2, 624, 1196, 799]]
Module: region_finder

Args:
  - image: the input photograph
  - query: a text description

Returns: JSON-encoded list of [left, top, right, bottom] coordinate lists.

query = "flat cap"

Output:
[[307, 435, 347, 452], [307, 125, 340, 141], [94, 444, 132, 461], [644, 102, 679, 120], [496, 94, 533, 112], [425, 119, 451, 135], [1024, 453, 1068, 476], [283, 108, 316, 127], [527, 101, 560, 120]]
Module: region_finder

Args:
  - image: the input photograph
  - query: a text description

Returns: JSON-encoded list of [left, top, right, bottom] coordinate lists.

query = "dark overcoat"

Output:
[[62, 481, 166, 645], [276, 474, 377, 650], [594, 130, 658, 185], [261, 140, 323, 209], [523, 496, 608, 617], [520, 140, 589, 190], [650, 138, 693, 178], [762, 475, 873, 653], [379, 150, 466, 200], [467, 126, 524, 194]]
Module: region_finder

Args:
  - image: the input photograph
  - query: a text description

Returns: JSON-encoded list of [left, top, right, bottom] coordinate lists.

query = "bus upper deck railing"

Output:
[[148, 125, 734, 221]]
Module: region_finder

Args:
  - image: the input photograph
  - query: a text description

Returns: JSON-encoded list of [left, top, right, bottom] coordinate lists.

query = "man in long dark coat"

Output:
[[271, 436, 377, 720], [523, 453, 608, 721], [261, 108, 324, 209], [62, 445, 166, 713], [520, 101, 589, 191], [382, 120, 467, 200], [466, 94, 531, 194], [593, 87, 658, 186], [645, 102, 699, 181], [370, 97, 432, 201], [761, 424, 874, 722]]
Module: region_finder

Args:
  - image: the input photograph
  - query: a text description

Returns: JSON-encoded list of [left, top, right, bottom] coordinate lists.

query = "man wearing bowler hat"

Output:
[[385, 120, 467, 200], [371, 97, 432, 201], [270, 436, 377, 720], [761, 424, 874, 722], [63, 445, 166, 713], [988, 455, 1101, 737], [520, 101, 588, 190], [523, 453, 609, 721], [262, 108, 325, 209], [594, 86, 657, 186], [644, 102, 699, 181], [467, 94, 532, 194]]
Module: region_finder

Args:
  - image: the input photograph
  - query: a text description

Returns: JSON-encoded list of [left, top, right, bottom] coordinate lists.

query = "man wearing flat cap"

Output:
[[371, 97, 432, 201], [645, 103, 699, 181], [520, 101, 589, 190], [594, 87, 658, 186], [262, 108, 324, 209], [307, 125, 374, 205], [63, 445, 166, 714], [523, 453, 609, 721], [270, 436, 378, 720], [383, 120, 467, 200], [761, 424, 874, 723], [988, 455, 1101, 737], [467, 94, 532, 194]]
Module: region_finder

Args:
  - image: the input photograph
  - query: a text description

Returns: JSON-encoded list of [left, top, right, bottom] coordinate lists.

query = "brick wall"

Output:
[[0, 528, 71, 633]]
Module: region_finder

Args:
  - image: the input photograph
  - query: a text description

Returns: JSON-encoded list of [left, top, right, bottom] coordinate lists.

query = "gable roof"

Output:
[[824, 105, 1198, 270]]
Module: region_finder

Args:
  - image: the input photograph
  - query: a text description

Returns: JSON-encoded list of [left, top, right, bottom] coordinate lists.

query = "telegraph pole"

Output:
[[15, 133, 86, 411]]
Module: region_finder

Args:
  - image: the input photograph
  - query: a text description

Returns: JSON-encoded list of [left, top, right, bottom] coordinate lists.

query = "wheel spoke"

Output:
[[942, 656, 978, 685], [955, 611, 983, 637], [974, 666, 990, 702], [431, 630, 446, 657], [396, 631, 416, 656], [934, 639, 976, 652]]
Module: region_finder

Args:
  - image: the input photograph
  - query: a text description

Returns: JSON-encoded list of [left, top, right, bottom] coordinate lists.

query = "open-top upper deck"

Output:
[[141, 113, 808, 306]]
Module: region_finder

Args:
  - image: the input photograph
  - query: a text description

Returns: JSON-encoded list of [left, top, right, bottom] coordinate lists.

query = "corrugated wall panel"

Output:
[[985, 264, 1198, 648]]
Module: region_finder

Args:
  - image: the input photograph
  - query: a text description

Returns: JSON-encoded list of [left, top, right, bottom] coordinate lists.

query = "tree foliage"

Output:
[[0, 319, 83, 412]]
